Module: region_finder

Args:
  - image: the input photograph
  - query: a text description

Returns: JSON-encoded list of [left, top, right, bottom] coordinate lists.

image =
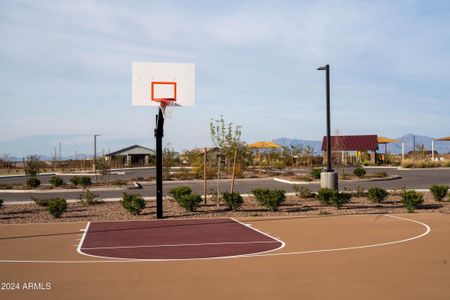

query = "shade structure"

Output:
[[377, 136, 400, 144], [434, 136, 450, 141], [248, 141, 282, 149]]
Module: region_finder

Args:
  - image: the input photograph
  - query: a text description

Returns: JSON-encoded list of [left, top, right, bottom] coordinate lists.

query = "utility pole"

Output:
[[59, 142, 62, 167], [94, 134, 100, 184], [317, 64, 338, 189]]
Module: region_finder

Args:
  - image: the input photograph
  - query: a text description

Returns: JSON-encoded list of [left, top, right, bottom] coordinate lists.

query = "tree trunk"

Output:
[[231, 148, 237, 193]]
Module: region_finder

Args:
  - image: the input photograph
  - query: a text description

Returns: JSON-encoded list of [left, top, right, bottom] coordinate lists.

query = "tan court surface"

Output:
[[0, 213, 449, 299]]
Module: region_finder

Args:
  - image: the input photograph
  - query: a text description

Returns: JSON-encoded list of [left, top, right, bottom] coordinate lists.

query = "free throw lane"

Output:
[[79, 218, 284, 260]]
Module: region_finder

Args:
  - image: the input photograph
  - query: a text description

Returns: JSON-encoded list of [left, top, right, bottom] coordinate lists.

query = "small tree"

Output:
[[95, 155, 111, 183], [163, 145, 177, 180], [24, 155, 41, 177]]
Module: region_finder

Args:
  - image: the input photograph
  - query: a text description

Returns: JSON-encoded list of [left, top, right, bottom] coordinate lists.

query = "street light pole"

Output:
[[317, 64, 338, 189], [94, 134, 100, 183]]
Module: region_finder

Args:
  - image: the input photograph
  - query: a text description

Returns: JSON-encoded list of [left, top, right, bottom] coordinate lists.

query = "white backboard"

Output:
[[132, 62, 195, 107]]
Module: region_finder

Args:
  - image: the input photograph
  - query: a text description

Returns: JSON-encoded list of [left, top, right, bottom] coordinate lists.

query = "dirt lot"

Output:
[[1, 192, 449, 224]]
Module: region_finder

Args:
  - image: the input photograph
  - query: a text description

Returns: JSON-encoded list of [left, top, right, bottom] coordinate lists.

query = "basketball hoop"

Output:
[[154, 98, 175, 119]]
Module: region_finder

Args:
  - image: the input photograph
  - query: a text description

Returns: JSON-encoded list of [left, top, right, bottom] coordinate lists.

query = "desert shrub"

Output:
[[222, 191, 244, 211], [79, 176, 92, 188], [316, 188, 335, 205], [27, 177, 41, 188], [293, 185, 314, 199], [317, 188, 351, 208], [31, 197, 51, 207], [177, 193, 202, 212], [111, 179, 127, 186], [70, 176, 91, 187], [374, 171, 388, 178], [297, 175, 313, 182], [46, 198, 67, 218], [353, 167, 366, 177], [168, 186, 193, 202], [121, 193, 146, 215], [49, 176, 64, 187], [0, 199, 3, 209], [367, 187, 389, 203], [252, 188, 286, 211], [401, 190, 424, 213], [310, 168, 322, 179], [429, 185, 448, 202], [70, 177, 80, 185], [329, 191, 352, 209], [444, 161, 450, 167], [79, 189, 102, 205], [353, 186, 367, 197]]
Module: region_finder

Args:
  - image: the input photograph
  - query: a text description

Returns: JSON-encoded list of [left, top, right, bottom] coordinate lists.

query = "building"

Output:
[[106, 145, 155, 167], [321, 135, 379, 164]]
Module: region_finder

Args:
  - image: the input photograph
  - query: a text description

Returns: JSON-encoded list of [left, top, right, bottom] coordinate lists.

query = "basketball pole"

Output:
[[155, 108, 164, 219]]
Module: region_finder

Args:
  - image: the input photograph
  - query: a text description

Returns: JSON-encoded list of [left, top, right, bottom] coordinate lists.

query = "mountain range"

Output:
[[273, 134, 450, 155]]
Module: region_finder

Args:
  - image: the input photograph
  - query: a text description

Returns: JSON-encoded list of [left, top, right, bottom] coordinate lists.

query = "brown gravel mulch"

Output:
[[1, 193, 449, 224]]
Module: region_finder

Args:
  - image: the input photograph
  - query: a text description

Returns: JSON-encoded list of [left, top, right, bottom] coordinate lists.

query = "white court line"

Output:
[[81, 240, 279, 251], [254, 215, 431, 257], [76, 222, 90, 257], [0, 215, 431, 263]]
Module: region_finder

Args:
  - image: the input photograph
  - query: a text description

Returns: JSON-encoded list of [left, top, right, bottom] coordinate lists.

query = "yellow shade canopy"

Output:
[[434, 136, 450, 141], [377, 136, 400, 144], [248, 141, 282, 149]]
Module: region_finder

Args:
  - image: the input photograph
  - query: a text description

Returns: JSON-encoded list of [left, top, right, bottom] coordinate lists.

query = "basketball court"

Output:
[[1, 213, 449, 299]]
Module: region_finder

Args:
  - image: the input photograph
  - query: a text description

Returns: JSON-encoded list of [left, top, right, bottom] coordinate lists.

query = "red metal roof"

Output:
[[321, 135, 378, 152]]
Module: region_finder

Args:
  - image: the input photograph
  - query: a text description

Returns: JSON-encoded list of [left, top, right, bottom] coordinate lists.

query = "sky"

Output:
[[1, 0, 450, 157]]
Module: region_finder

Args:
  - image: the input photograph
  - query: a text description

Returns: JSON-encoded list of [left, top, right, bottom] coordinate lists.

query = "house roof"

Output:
[[434, 136, 450, 141], [321, 135, 378, 152], [107, 145, 155, 156]]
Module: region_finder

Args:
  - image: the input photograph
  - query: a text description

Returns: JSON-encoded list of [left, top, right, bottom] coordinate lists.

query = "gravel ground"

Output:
[[1, 192, 449, 224]]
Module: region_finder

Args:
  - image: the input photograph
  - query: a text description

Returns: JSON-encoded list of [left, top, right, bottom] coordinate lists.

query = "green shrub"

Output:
[[27, 177, 41, 188], [317, 188, 335, 205], [79, 176, 92, 188], [353, 167, 366, 177], [168, 186, 193, 202], [317, 188, 351, 208], [120, 193, 146, 215], [367, 187, 389, 203], [46, 198, 67, 218], [70, 177, 80, 185], [177, 193, 202, 212], [310, 168, 322, 179], [401, 190, 424, 213], [31, 197, 51, 207], [329, 191, 352, 209], [0, 199, 3, 209], [70, 176, 91, 187], [251, 188, 286, 211], [429, 185, 448, 202], [293, 185, 314, 199], [79, 189, 102, 205], [49, 176, 64, 187], [222, 192, 244, 211]]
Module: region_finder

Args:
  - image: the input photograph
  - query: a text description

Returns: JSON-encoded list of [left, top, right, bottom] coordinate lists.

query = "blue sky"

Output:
[[1, 0, 450, 157]]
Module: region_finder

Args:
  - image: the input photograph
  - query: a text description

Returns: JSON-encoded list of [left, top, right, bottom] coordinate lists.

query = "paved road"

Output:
[[0, 167, 157, 185], [1, 167, 449, 202]]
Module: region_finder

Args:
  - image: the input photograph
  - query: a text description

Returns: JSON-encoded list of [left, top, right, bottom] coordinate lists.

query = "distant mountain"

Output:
[[387, 134, 450, 154], [273, 137, 323, 154], [273, 134, 450, 155]]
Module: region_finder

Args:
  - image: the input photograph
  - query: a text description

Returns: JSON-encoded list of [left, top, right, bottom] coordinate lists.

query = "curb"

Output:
[[273, 175, 401, 185]]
